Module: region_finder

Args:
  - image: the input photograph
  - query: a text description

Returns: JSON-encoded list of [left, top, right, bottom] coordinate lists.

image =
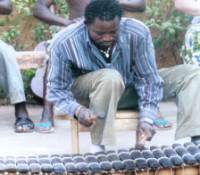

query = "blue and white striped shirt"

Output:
[[46, 17, 164, 120]]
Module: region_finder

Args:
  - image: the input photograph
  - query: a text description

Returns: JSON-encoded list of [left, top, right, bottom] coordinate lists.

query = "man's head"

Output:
[[84, 0, 123, 49]]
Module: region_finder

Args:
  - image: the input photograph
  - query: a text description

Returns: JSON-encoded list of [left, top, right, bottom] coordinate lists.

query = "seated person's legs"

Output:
[[71, 69, 125, 153], [159, 64, 200, 142], [178, 11, 200, 143], [35, 63, 54, 133], [32, 43, 54, 133], [32, 65, 54, 133], [0, 40, 34, 132]]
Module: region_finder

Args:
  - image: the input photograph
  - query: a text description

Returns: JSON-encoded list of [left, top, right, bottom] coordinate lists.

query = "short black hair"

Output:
[[84, 0, 123, 24]]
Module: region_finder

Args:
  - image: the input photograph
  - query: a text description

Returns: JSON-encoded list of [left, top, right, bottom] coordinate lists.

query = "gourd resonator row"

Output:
[[1, 141, 200, 174]]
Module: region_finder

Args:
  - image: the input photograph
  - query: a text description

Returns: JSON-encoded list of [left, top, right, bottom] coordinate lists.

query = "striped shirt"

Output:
[[46, 17, 164, 120]]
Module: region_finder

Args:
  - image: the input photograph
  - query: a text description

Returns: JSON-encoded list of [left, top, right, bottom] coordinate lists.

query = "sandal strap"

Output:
[[36, 121, 52, 127], [15, 117, 34, 126], [154, 119, 168, 125]]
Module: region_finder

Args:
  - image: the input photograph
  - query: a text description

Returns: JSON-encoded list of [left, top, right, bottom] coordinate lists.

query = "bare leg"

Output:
[[40, 100, 54, 124], [35, 62, 54, 133]]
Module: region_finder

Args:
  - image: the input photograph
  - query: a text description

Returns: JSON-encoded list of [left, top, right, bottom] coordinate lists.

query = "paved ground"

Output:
[[0, 101, 190, 157]]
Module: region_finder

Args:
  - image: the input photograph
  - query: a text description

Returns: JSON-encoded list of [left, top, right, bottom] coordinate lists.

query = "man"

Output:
[[46, 0, 200, 152], [32, 0, 146, 133], [175, 0, 200, 65], [0, 0, 34, 132]]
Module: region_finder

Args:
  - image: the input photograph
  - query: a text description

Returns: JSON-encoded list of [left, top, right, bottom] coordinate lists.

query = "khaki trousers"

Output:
[[71, 65, 200, 145], [72, 69, 125, 145], [0, 40, 26, 104], [159, 64, 200, 139]]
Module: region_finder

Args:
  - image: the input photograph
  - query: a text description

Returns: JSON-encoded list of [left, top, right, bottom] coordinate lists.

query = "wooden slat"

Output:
[[116, 110, 139, 119], [56, 115, 74, 120], [56, 110, 139, 120], [56, 110, 139, 132], [115, 118, 138, 131], [78, 118, 138, 132], [16, 51, 45, 69]]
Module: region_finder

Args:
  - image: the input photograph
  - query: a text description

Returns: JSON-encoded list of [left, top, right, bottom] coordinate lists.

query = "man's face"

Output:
[[86, 16, 120, 49]]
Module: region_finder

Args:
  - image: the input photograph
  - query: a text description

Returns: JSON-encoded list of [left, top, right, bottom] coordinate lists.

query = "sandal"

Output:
[[35, 121, 54, 133], [154, 112, 172, 130], [15, 117, 34, 133]]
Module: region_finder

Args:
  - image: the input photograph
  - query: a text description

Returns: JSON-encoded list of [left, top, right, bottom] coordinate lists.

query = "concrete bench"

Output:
[[16, 51, 139, 154]]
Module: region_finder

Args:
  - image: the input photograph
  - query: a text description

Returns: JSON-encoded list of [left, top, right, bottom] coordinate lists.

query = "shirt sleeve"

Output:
[[133, 27, 164, 121], [46, 45, 80, 118]]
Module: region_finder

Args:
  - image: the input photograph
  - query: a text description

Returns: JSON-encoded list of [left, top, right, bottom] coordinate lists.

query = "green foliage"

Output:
[[55, 0, 69, 17], [0, 69, 37, 105], [21, 69, 37, 103], [21, 69, 35, 92], [1, 25, 21, 49], [32, 22, 49, 42], [144, 0, 191, 64], [12, 0, 36, 16], [0, 0, 68, 49], [0, 1, 37, 50]]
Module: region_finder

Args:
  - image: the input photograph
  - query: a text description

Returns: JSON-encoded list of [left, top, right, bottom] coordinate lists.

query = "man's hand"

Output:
[[62, 19, 76, 27], [137, 121, 155, 141], [76, 107, 98, 127], [71, 17, 84, 23]]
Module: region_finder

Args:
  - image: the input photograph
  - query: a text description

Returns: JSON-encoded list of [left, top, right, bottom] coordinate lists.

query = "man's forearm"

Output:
[[46, 87, 81, 118], [118, 0, 145, 12], [0, 0, 12, 14], [33, 0, 74, 27], [175, 0, 200, 16], [35, 12, 71, 26], [33, 6, 71, 26]]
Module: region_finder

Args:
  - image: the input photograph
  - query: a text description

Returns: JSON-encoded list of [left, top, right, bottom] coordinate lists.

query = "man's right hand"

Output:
[[76, 107, 97, 127], [137, 121, 156, 141], [62, 17, 83, 27]]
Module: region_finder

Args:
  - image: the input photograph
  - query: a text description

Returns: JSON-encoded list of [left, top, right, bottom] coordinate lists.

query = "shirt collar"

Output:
[[85, 29, 92, 49]]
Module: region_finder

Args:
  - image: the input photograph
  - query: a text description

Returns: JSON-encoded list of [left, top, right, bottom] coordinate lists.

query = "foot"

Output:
[[35, 104, 54, 133], [90, 144, 105, 153], [15, 102, 34, 132], [154, 112, 172, 130], [35, 120, 54, 133]]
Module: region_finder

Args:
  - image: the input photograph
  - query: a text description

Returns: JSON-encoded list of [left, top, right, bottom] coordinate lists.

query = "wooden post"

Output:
[[71, 119, 79, 154]]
